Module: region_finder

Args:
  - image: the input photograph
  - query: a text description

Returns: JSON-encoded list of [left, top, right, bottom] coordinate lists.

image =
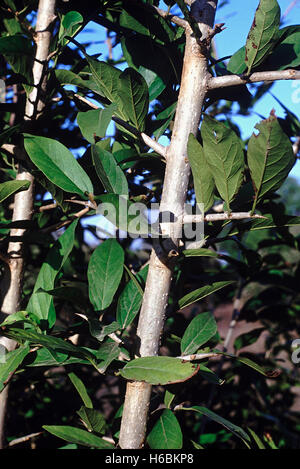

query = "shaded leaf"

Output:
[[87, 239, 124, 311], [187, 134, 215, 212], [27, 220, 78, 327], [77, 104, 117, 143], [0, 344, 30, 392], [24, 135, 93, 197], [77, 406, 106, 434], [43, 425, 114, 449], [68, 372, 93, 408], [181, 312, 218, 355], [0, 180, 31, 203], [178, 281, 234, 309], [91, 143, 128, 195], [182, 248, 218, 259], [184, 406, 251, 448], [147, 410, 183, 449]]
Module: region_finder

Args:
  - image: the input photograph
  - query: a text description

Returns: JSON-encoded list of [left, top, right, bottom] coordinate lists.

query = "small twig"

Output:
[[282, 0, 300, 21], [208, 69, 300, 89], [8, 431, 43, 447], [183, 212, 266, 223], [177, 353, 221, 361], [72, 93, 167, 158], [293, 137, 300, 157], [65, 199, 96, 209], [153, 5, 188, 28], [38, 202, 57, 212]]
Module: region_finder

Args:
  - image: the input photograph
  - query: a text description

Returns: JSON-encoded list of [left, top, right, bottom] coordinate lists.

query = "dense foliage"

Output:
[[0, 0, 300, 449]]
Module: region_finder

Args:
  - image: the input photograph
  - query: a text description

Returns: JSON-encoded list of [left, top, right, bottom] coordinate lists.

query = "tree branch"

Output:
[[0, 0, 57, 449], [208, 69, 300, 89], [72, 93, 167, 159], [183, 212, 265, 223], [119, 0, 219, 450]]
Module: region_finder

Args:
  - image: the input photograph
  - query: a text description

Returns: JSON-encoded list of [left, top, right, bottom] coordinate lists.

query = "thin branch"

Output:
[[177, 353, 221, 360], [183, 212, 266, 223], [72, 93, 167, 158], [8, 432, 43, 448], [208, 69, 300, 89], [293, 137, 300, 157], [282, 0, 300, 20], [152, 5, 188, 28]]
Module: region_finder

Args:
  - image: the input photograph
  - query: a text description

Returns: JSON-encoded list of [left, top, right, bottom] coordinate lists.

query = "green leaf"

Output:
[[138, 66, 166, 101], [227, 46, 247, 75], [116, 265, 148, 329], [247, 113, 295, 211], [86, 57, 122, 103], [77, 406, 106, 434], [77, 104, 117, 144], [178, 281, 234, 309], [164, 390, 175, 409], [182, 248, 218, 258], [27, 220, 78, 327], [267, 26, 300, 70], [201, 116, 244, 210], [97, 194, 157, 236], [247, 428, 266, 449], [55, 69, 92, 89], [0, 344, 30, 392], [181, 312, 218, 355], [234, 328, 265, 351], [0, 180, 31, 203], [245, 0, 281, 74], [87, 239, 124, 311], [68, 372, 93, 408], [153, 102, 177, 139], [59, 11, 83, 46], [184, 406, 251, 448], [198, 365, 224, 385], [187, 134, 215, 212], [147, 410, 183, 449], [117, 68, 149, 132], [43, 426, 114, 449], [0, 34, 33, 90], [24, 135, 93, 197], [120, 356, 199, 385], [91, 143, 128, 195]]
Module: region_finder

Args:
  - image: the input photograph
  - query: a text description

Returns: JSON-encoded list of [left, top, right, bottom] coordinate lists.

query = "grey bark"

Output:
[[119, 0, 218, 449], [0, 0, 57, 448]]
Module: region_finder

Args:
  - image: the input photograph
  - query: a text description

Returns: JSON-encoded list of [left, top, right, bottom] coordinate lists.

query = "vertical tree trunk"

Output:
[[119, 0, 218, 449], [0, 0, 57, 448]]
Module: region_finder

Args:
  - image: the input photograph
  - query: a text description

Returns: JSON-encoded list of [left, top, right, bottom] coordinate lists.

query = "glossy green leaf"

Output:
[[117, 68, 149, 132], [245, 0, 281, 74], [181, 312, 218, 355], [77, 104, 117, 144], [55, 69, 92, 90], [27, 220, 78, 327], [24, 135, 93, 197], [0, 344, 30, 392], [120, 356, 199, 385], [184, 406, 251, 448], [0, 180, 31, 203], [68, 372, 93, 408], [201, 116, 244, 210], [116, 265, 148, 329], [187, 134, 215, 212], [178, 281, 234, 309], [247, 114, 295, 211], [59, 11, 83, 46], [86, 57, 121, 104], [77, 406, 106, 434], [43, 426, 114, 449], [91, 143, 128, 195], [87, 239, 124, 311], [138, 66, 166, 101], [147, 410, 183, 449]]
